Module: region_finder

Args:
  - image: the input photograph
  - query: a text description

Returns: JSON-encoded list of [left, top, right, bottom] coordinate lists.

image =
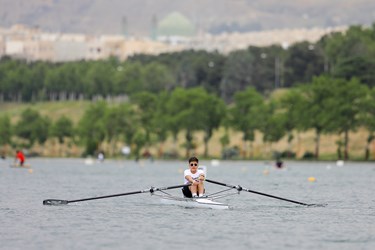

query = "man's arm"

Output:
[[198, 172, 205, 181], [187, 174, 202, 186]]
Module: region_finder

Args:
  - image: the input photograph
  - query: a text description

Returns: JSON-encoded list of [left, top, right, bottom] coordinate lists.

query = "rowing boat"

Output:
[[43, 179, 315, 207]]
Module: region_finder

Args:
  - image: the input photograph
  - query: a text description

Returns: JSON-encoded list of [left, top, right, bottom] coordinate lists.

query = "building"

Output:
[[0, 24, 347, 62]]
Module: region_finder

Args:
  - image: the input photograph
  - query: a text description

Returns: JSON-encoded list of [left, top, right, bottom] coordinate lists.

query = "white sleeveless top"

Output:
[[184, 169, 205, 184]]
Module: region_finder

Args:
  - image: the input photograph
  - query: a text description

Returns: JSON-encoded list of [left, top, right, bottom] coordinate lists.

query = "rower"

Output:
[[15, 150, 26, 167], [182, 156, 205, 198]]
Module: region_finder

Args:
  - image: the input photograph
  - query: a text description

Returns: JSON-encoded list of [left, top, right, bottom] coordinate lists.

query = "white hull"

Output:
[[159, 196, 231, 210], [9, 164, 31, 168]]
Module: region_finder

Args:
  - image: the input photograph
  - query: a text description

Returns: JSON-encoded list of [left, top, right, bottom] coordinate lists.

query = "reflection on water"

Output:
[[0, 158, 374, 250]]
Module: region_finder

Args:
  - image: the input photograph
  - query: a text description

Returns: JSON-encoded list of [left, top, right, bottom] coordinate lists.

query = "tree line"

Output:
[[0, 24, 374, 103], [1, 78, 374, 160], [1, 23, 375, 160]]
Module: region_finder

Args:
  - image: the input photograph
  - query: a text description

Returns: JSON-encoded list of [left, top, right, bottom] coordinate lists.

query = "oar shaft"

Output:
[[68, 190, 145, 203], [206, 179, 236, 188], [241, 188, 309, 206], [68, 184, 190, 203], [206, 179, 309, 206], [44, 184, 190, 205]]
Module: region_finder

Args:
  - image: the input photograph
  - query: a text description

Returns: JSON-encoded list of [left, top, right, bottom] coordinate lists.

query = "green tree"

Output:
[[200, 93, 226, 157], [114, 62, 145, 95], [154, 91, 170, 154], [83, 61, 115, 99], [143, 62, 174, 93], [334, 56, 375, 88], [165, 88, 216, 157], [131, 92, 158, 147], [299, 76, 336, 159], [248, 45, 286, 91], [221, 50, 255, 102], [230, 87, 265, 158], [324, 78, 367, 160], [284, 41, 325, 87], [362, 87, 375, 160], [0, 115, 12, 145], [322, 25, 375, 82], [132, 130, 147, 159], [115, 103, 141, 155], [78, 102, 107, 155], [259, 100, 286, 156], [51, 116, 74, 144], [15, 108, 50, 147], [279, 89, 305, 155]]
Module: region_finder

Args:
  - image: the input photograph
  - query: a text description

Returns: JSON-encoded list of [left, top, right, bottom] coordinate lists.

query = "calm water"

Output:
[[0, 158, 374, 250]]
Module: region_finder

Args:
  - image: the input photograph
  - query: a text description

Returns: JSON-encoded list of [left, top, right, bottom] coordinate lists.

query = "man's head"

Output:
[[188, 156, 199, 164], [188, 156, 199, 172]]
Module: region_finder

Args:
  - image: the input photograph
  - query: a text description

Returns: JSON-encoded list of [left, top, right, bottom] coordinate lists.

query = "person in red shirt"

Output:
[[15, 150, 25, 166]]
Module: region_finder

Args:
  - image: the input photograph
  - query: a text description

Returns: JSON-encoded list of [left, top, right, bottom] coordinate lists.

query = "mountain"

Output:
[[0, 0, 374, 36]]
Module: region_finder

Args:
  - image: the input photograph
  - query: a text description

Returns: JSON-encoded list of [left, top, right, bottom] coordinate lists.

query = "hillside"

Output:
[[0, 0, 374, 36]]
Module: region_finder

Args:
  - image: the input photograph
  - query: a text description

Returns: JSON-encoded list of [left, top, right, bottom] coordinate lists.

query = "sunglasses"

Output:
[[190, 163, 198, 167]]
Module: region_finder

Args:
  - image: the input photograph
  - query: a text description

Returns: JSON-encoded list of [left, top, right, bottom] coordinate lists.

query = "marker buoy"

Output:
[[308, 177, 316, 182]]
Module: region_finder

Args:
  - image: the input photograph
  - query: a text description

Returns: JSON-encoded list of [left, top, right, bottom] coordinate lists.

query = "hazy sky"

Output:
[[0, 0, 374, 35]]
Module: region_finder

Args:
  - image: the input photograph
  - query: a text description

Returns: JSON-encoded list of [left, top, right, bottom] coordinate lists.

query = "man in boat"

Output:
[[15, 150, 25, 166], [182, 156, 205, 198]]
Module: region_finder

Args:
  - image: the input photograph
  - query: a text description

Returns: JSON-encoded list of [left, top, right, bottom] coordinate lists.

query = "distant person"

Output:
[[15, 150, 25, 166], [182, 156, 205, 198], [142, 150, 154, 162], [97, 151, 105, 162], [275, 159, 283, 168]]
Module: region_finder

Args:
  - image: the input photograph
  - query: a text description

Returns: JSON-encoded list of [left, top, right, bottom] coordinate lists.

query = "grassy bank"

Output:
[[0, 101, 91, 124], [1, 101, 374, 160]]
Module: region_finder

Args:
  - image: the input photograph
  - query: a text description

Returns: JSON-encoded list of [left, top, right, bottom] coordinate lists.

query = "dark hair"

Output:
[[188, 156, 199, 163]]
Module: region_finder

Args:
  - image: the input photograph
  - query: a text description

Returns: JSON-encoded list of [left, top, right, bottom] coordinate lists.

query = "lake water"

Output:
[[1, 158, 374, 250]]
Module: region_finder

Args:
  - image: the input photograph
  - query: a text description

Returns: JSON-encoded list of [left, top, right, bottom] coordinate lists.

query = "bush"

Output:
[[302, 151, 315, 160], [280, 150, 296, 158], [221, 146, 239, 159]]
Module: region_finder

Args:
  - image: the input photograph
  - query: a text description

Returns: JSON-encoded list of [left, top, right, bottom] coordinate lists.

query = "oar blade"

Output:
[[43, 199, 69, 205], [306, 203, 327, 207]]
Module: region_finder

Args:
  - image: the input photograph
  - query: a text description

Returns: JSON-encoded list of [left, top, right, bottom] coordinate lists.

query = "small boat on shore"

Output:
[[9, 163, 31, 168]]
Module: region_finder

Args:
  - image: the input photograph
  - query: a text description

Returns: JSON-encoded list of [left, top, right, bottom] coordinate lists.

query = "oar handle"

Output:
[[206, 179, 239, 190]]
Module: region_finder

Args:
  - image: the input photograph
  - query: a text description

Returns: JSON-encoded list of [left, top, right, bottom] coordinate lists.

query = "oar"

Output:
[[206, 179, 312, 206], [43, 183, 190, 205]]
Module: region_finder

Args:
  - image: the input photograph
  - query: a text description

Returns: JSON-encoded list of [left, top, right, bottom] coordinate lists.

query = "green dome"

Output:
[[157, 12, 195, 37]]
